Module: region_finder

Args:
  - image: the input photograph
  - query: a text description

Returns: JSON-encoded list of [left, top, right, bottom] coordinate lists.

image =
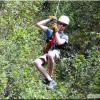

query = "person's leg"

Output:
[[34, 56, 52, 81], [47, 50, 60, 77], [46, 50, 60, 89], [47, 51, 55, 77]]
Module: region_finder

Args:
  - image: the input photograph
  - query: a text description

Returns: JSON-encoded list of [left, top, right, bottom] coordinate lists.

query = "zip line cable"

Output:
[[55, 0, 60, 17]]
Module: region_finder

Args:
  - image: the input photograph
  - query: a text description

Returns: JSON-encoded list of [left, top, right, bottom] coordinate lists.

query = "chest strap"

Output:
[[43, 34, 56, 53]]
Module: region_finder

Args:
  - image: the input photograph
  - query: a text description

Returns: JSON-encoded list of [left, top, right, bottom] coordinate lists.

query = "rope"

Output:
[[55, 0, 60, 17]]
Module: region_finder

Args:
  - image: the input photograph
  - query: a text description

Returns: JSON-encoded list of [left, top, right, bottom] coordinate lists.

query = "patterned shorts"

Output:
[[39, 49, 60, 63]]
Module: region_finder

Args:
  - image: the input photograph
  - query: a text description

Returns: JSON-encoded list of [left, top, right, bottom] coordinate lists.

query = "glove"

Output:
[[49, 16, 57, 21], [52, 23, 59, 32]]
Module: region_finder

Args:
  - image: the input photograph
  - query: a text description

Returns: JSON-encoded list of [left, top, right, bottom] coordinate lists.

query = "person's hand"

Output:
[[49, 16, 57, 21], [52, 23, 59, 32]]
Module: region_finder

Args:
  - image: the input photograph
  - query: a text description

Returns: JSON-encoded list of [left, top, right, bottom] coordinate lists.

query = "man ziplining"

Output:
[[34, 15, 70, 90]]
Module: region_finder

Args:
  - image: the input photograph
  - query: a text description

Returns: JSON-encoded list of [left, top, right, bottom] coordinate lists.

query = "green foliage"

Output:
[[0, 1, 100, 99], [56, 47, 100, 98]]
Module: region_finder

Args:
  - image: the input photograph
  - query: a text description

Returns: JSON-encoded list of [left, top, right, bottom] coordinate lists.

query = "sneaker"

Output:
[[46, 80, 57, 90]]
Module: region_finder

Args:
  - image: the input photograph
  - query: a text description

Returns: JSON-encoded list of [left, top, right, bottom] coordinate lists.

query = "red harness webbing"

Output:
[[44, 34, 56, 53]]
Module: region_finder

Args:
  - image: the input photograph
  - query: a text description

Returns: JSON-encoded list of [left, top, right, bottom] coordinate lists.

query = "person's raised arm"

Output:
[[36, 16, 57, 32], [36, 19, 51, 32]]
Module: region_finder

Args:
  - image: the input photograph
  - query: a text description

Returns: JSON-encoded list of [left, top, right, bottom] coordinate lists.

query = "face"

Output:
[[57, 22, 67, 31]]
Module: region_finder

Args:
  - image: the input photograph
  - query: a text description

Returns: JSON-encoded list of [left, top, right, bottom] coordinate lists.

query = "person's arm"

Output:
[[36, 19, 51, 32], [55, 32, 67, 45]]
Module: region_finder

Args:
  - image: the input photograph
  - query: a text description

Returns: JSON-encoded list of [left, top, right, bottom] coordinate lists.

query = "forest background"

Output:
[[0, 0, 100, 99]]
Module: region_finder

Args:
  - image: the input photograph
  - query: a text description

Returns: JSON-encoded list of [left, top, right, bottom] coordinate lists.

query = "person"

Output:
[[34, 15, 70, 90]]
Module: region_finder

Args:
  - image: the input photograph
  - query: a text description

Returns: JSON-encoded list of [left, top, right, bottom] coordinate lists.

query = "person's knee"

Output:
[[48, 52, 52, 58], [48, 52, 54, 59]]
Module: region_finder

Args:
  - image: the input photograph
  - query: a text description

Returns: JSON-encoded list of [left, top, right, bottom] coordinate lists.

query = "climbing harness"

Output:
[[44, 32, 56, 53]]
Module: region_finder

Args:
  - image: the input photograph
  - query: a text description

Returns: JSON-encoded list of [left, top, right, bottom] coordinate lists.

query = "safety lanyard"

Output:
[[55, 0, 60, 18]]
